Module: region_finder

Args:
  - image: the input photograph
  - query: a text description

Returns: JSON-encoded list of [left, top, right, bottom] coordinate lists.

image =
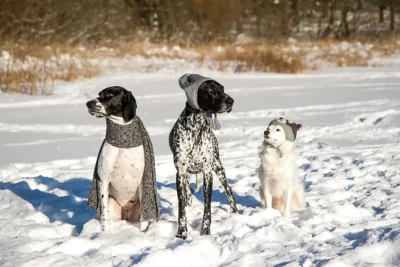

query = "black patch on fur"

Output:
[[123, 90, 137, 122], [197, 81, 234, 113], [86, 86, 137, 122], [288, 122, 301, 140]]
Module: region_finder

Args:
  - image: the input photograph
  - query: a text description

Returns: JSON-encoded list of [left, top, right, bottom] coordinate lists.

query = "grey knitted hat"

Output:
[[269, 117, 301, 142], [178, 73, 222, 110]]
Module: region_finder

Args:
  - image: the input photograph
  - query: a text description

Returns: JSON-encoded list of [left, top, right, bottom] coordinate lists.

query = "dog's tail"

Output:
[[195, 173, 203, 193]]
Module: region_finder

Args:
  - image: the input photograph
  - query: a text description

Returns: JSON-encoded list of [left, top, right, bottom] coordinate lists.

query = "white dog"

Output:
[[258, 117, 305, 216]]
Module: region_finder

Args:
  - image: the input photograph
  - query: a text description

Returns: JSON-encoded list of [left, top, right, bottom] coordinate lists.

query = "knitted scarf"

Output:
[[87, 117, 159, 223]]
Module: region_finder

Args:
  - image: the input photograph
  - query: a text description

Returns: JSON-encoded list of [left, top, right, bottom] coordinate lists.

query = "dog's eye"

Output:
[[276, 129, 281, 132]]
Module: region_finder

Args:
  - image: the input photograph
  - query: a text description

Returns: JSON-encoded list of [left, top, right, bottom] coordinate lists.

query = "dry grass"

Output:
[[0, 56, 100, 95], [0, 41, 199, 95], [208, 37, 399, 73], [211, 44, 306, 73], [300, 37, 400, 68], [1, 37, 399, 95], [0, 43, 100, 95]]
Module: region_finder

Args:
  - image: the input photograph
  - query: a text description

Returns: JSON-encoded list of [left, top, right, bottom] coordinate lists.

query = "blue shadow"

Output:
[[157, 181, 259, 208], [0, 175, 95, 234], [1, 175, 258, 236]]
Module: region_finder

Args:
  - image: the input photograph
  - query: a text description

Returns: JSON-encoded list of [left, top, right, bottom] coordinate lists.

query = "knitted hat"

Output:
[[178, 73, 223, 110], [269, 117, 301, 142]]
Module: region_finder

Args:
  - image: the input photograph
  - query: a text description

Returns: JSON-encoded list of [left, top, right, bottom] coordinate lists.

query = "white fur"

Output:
[[258, 124, 305, 216], [95, 99, 106, 114], [96, 119, 145, 231], [108, 115, 133, 125], [90, 101, 133, 125], [195, 172, 203, 193]]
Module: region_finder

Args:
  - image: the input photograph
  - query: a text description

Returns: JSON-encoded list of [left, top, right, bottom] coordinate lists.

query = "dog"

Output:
[[86, 86, 159, 232], [258, 117, 305, 217], [169, 74, 238, 239]]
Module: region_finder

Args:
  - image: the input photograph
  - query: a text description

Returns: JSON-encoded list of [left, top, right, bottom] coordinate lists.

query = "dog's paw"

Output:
[[140, 220, 150, 232], [176, 228, 188, 240], [200, 227, 211, 236], [230, 205, 238, 214], [101, 222, 110, 232]]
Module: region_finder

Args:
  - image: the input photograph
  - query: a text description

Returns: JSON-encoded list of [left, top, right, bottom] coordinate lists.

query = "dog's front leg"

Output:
[[260, 187, 266, 208], [260, 186, 272, 209], [200, 172, 213, 236], [182, 174, 192, 207], [99, 179, 110, 231], [284, 187, 293, 217], [213, 159, 238, 213], [176, 171, 188, 239]]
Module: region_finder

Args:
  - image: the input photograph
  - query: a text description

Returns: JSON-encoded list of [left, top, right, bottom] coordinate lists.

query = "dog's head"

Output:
[[197, 80, 234, 113], [86, 86, 137, 122], [264, 118, 302, 147]]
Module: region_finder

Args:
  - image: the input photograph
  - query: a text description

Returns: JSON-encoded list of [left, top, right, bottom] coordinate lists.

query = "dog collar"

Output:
[[185, 102, 204, 114], [105, 118, 143, 148]]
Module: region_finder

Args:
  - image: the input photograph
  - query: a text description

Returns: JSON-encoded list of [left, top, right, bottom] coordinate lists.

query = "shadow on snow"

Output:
[[0, 175, 258, 236], [0, 175, 95, 235]]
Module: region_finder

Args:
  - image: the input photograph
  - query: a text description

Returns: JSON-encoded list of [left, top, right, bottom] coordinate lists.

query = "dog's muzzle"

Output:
[[226, 97, 234, 113], [218, 96, 234, 113], [86, 99, 105, 118]]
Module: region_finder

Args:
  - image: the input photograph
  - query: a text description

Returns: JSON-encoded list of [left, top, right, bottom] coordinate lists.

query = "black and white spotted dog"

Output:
[[169, 74, 238, 239], [86, 86, 159, 232]]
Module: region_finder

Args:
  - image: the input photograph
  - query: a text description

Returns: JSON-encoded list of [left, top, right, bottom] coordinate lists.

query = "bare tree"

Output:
[[0, 0, 398, 45], [389, 0, 396, 33]]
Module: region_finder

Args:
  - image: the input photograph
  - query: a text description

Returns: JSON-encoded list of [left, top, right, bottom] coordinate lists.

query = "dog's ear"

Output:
[[123, 90, 137, 122], [215, 81, 224, 92], [98, 88, 107, 96], [296, 124, 302, 130]]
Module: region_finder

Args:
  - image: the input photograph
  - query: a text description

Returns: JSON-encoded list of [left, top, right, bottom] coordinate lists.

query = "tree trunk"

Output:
[[134, 0, 153, 28], [291, 0, 299, 31], [379, 5, 385, 23], [329, 0, 335, 26], [322, 0, 336, 38], [340, 7, 350, 38], [235, 0, 243, 36], [356, 0, 362, 10], [255, 10, 261, 38], [389, 4, 395, 33]]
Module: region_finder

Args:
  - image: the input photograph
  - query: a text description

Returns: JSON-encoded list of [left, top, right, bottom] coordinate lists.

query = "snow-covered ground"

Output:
[[1, 62, 400, 266]]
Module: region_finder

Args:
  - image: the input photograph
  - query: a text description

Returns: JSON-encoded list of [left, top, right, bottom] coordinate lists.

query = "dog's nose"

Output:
[[86, 100, 96, 109], [264, 130, 270, 137], [226, 97, 234, 106]]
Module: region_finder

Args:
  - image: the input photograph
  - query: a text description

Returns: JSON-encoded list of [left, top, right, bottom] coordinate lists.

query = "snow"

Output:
[[1, 62, 400, 266]]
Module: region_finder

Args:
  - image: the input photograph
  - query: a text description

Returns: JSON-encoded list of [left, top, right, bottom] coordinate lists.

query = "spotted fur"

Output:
[[169, 107, 238, 239]]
